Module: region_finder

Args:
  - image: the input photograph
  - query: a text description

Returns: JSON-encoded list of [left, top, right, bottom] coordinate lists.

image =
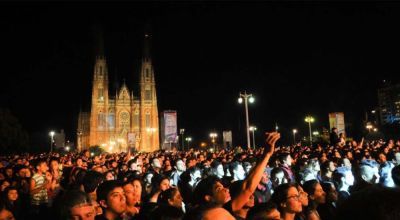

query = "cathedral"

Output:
[[77, 34, 160, 152]]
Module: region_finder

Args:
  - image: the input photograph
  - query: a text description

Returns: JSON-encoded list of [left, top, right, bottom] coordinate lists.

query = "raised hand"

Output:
[[265, 132, 280, 156]]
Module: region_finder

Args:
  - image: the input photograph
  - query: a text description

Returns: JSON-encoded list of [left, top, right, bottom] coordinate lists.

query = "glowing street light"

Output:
[[210, 132, 218, 150], [292, 129, 297, 145], [313, 131, 319, 136], [180, 128, 185, 151], [185, 137, 192, 149], [305, 116, 315, 145], [373, 128, 378, 132], [366, 124, 373, 132], [49, 131, 55, 153], [249, 126, 257, 149], [238, 91, 254, 149]]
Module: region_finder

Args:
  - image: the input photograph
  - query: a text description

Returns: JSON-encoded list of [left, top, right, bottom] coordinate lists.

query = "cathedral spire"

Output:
[[143, 23, 152, 62], [92, 25, 105, 59]]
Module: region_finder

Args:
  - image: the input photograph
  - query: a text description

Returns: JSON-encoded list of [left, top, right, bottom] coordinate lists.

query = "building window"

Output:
[[98, 113, 105, 129], [145, 114, 151, 127], [145, 90, 151, 100], [98, 89, 104, 100], [108, 113, 115, 129], [133, 113, 139, 128], [146, 68, 150, 78]]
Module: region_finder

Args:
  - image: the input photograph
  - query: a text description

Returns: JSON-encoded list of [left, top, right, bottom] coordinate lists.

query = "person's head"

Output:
[[104, 170, 115, 181], [271, 167, 287, 188], [158, 187, 183, 209], [34, 159, 48, 173], [303, 180, 326, 206], [175, 159, 186, 172], [246, 202, 281, 220], [300, 169, 317, 185], [128, 177, 143, 202], [332, 127, 338, 134], [260, 169, 270, 185], [96, 180, 126, 217], [188, 167, 202, 183], [270, 183, 302, 215], [359, 159, 380, 184], [76, 158, 83, 167], [279, 153, 293, 166], [294, 183, 308, 207], [151, 174, 170, 193], [50, 158, 60, 172], [394, 152, 400, 164], [391, 165, 400, 187], [380, 162, 395, 187], [320, 181, 338, 203], [336, 185, 400, 220], [333, 167, 355, 189], [83, 171, 105, 195], [0, 200, 14, 220], [321, 160, 336, 175], [211, 161, 225, 178], [193, 176, 230, 206], [55, 190, 96, 220], [144, 172, 154, 185], [152, 158, 162, 169], [230, 161, 245, 181], [3, 186, 18, 203]]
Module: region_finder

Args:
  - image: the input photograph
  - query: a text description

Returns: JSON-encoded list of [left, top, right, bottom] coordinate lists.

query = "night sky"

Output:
[[1, 2, 399, 147]]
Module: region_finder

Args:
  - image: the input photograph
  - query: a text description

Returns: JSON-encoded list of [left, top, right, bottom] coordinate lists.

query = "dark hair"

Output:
[[193, 176, 221, 206], [96, 180, 123, 203], [392, 165, 400, 187], [82, 171, 104, 193], [158, 188, 179, 205], [246, 202, 278, 220], [229, 180, 244, 200], [302, 179, 320, 197], [150, 205, 184, 220], [278, 153, 291, 164], [53, 190, 92, 219], [336, 185, 400, 220], [270, 183, 296, 213]]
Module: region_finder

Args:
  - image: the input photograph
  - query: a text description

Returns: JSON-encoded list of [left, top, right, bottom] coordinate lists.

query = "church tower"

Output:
[[89, 30, 110, 148], [139, 33, 160, 152]]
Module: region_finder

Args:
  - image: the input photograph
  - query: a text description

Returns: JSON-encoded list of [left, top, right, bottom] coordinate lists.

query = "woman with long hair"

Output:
[[303, 180, 326, 220]]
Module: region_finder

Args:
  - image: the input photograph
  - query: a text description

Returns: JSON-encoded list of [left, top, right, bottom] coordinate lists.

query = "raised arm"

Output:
[[231, 132, 280, 212]]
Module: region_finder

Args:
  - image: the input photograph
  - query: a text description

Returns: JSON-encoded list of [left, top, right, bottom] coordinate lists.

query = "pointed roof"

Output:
[[92, 24, 105, 59]]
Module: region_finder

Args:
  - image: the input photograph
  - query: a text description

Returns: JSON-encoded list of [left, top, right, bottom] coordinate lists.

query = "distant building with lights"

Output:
[[378, 83, 400, 125], [77, 33, 160, 152]]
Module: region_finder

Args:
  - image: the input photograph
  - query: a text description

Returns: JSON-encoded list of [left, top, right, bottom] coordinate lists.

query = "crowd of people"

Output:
[[1, 129, 400, 220]]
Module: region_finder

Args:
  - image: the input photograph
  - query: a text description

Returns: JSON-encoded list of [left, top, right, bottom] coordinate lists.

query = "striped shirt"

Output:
[[31, 173, 48, 205]]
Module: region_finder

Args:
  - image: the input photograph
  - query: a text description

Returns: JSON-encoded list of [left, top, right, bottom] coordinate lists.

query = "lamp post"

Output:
[[292, 129, 297, 145], [238, 91, 254, 149], [185, 137, 192, 149], [210, 132, 218, 150], [49, 131, 55, 153], [249, 126, 257, 149], [304, 116, 315, 145], [180, 128, 185, 151]]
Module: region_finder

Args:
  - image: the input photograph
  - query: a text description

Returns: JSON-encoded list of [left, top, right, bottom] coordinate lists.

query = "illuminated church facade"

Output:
[[77, 34, 160, 152]]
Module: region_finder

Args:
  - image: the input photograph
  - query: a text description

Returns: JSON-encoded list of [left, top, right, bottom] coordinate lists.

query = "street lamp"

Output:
[[180, 128, 185, 151], [210, 132, 218, 150], [313, 131, 319, 136], [304, 116, 315, 145], [249, 126, 257, 149], [292, 129, 297, 145], [238, 91, 254, 149], [49, 131, 55, 153], [185, 137, 192, 149], [366, 124, 373, 132]]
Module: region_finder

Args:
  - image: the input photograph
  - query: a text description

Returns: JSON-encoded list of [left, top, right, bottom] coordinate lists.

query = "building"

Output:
[[378, 83, 400, 125], [77, 33, 160, 152]]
